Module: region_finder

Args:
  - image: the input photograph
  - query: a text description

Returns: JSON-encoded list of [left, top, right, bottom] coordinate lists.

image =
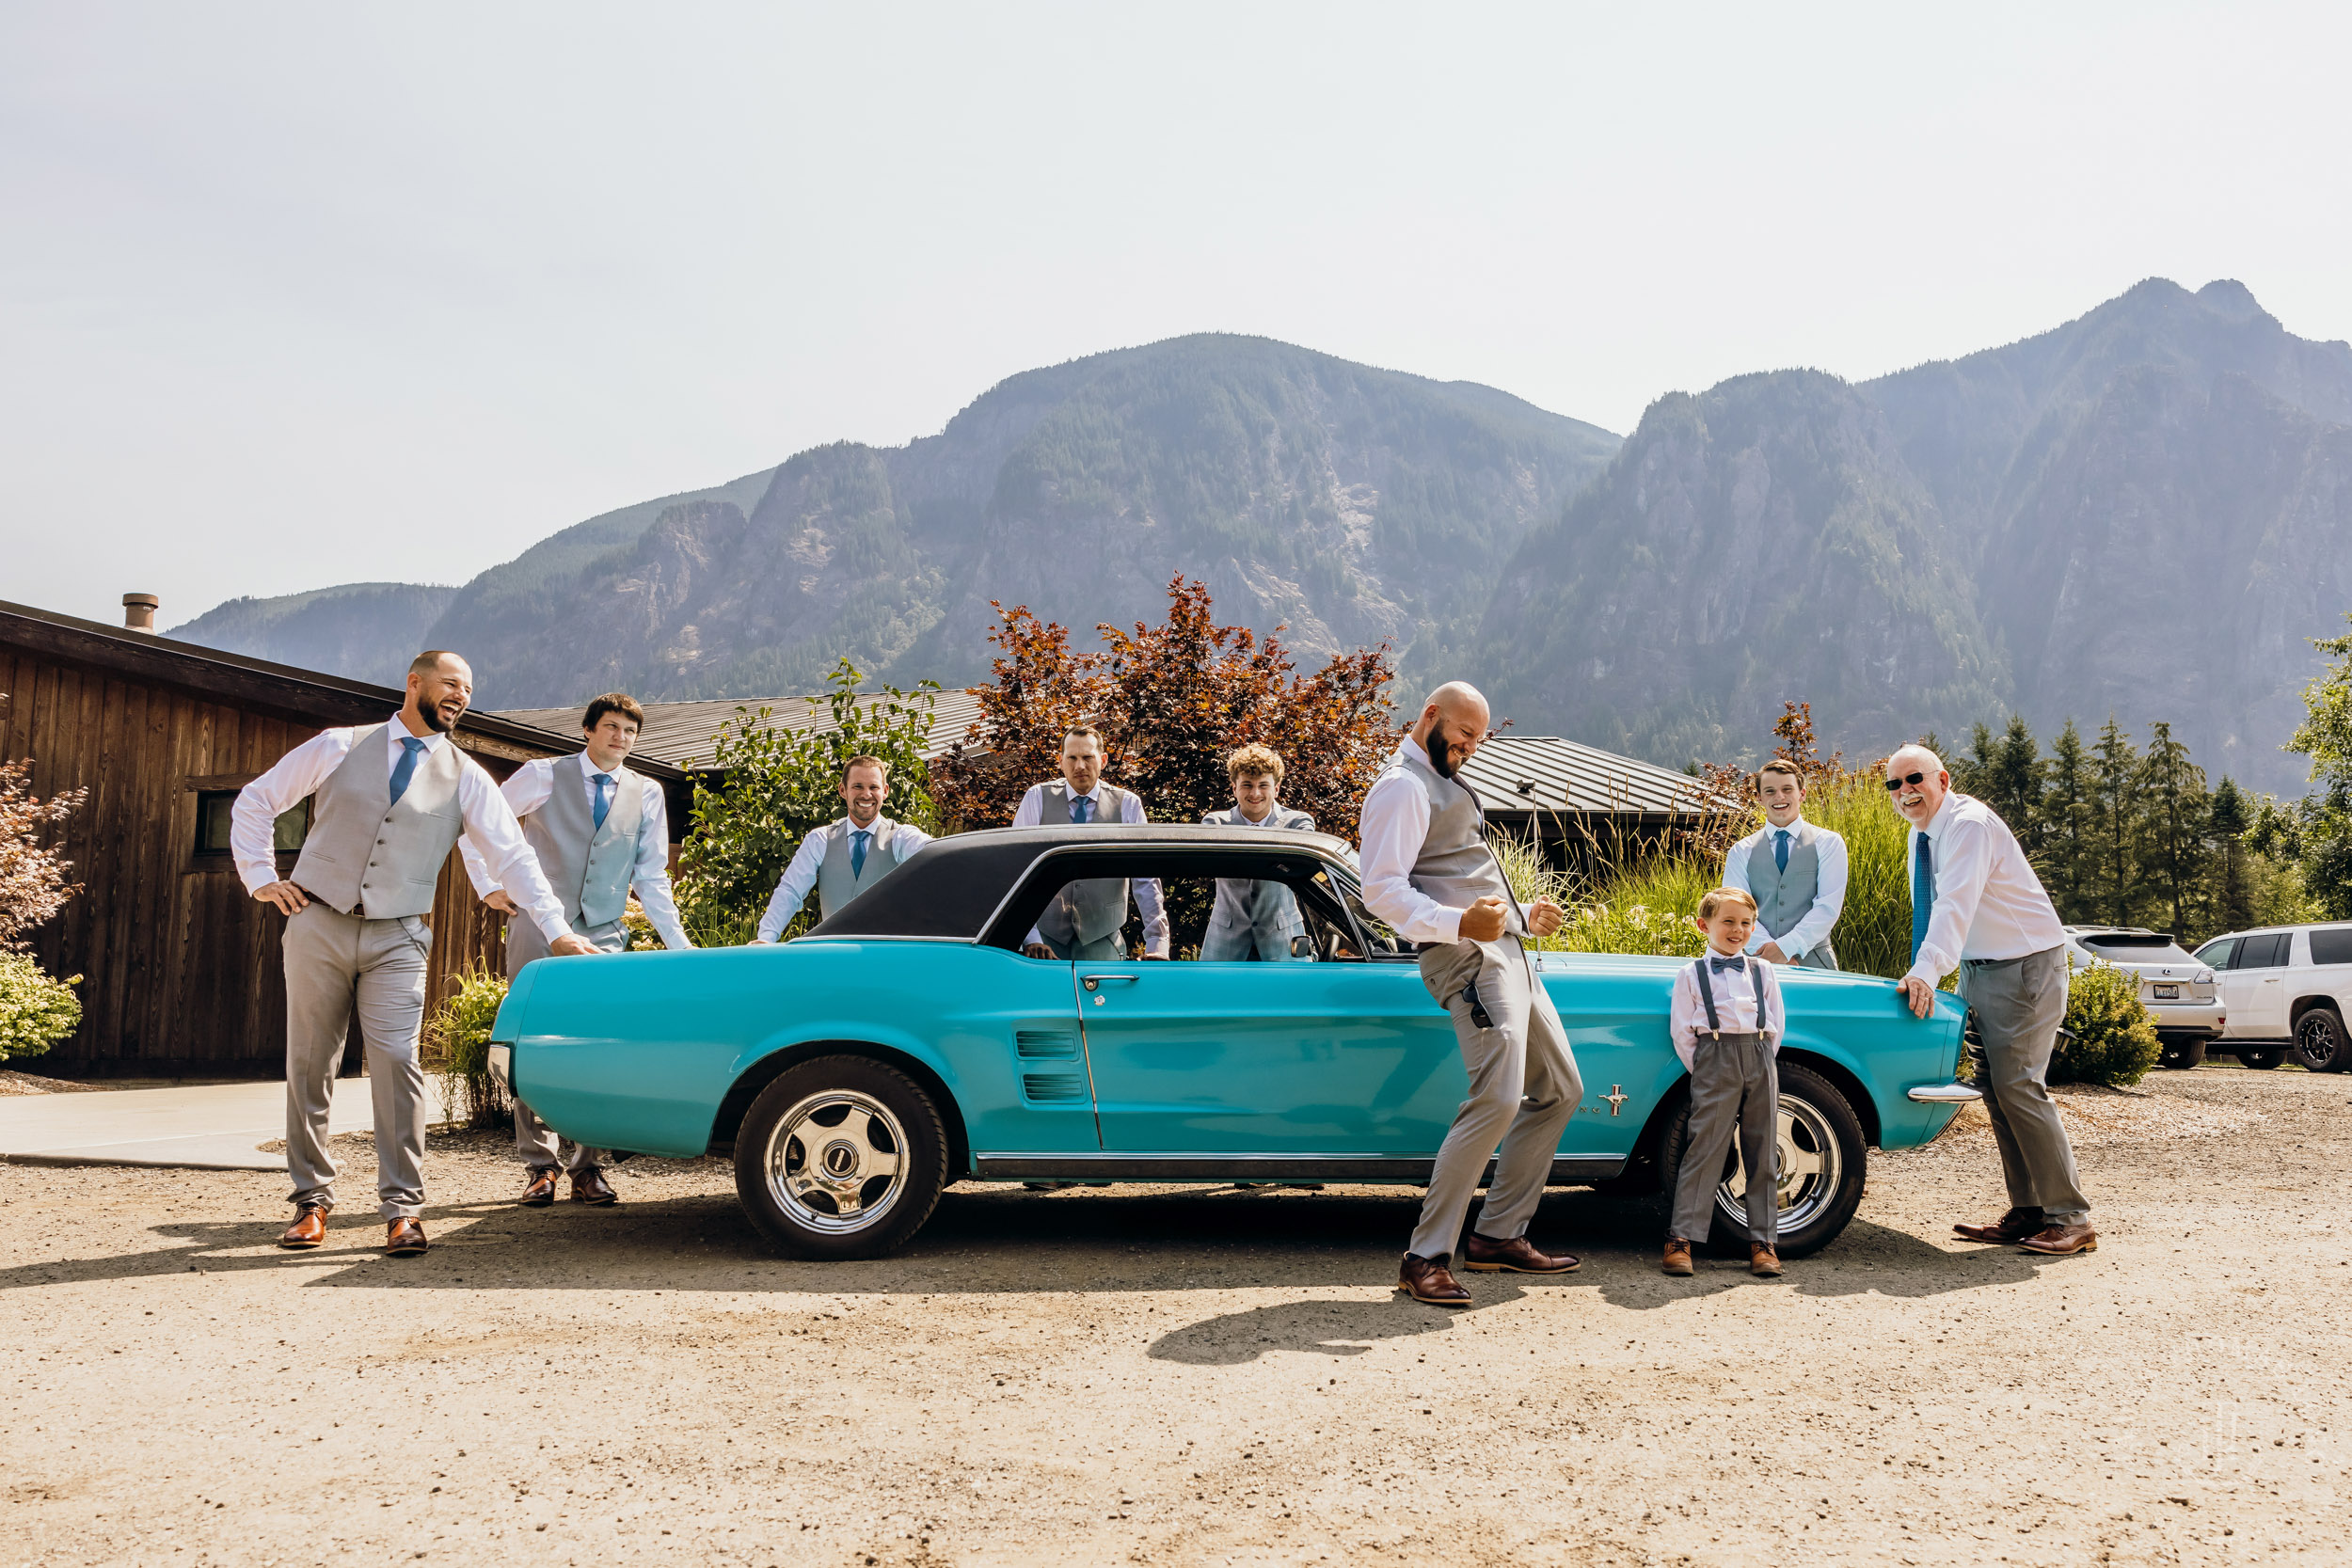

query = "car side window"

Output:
[[2195, 937, 2236, 971], [2308, 928, 2352, 967], [2239, 933, 2289, 969]]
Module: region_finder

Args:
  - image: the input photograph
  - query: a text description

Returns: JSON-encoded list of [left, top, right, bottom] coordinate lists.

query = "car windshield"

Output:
[[2080, 932, 2197, 964]]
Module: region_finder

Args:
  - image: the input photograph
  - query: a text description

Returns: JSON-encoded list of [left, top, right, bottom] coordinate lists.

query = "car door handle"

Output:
[[1082, 974, 1141, 991]]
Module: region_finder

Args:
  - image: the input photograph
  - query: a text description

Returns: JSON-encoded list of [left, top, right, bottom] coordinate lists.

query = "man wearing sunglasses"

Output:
[[1886, 744, 2094, 1257]]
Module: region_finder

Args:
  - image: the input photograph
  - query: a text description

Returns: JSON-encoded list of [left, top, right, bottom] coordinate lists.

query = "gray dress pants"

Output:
[[1669, 1032, 1780, 1243], [1957, 944, 2090, 1224], [283, 902, 432, 1220], [506, 916, 626, 1171], [1408, 938, 1582, 1261]]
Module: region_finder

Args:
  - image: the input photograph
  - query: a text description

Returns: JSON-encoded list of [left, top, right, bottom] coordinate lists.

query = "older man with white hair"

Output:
[[1888, 743, 2095, 1257]]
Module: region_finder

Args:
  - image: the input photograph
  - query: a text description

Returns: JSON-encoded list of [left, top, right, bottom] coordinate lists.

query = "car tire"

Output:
[[2233, 1046, 2283, 1071], [1659, 1060, 1867, 1259], [733, 1054, 950, 1259], [2157, 1037, 2208, 1070], [2293, 1006, 2351, 1073]]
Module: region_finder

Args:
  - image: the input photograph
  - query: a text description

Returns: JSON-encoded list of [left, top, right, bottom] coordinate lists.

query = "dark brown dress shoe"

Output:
[[1661, 1239, 1694, 1276], [570, 1167, 618, 1206], [385, 1218, 428, 1256], [1953, 1206, 2046, 1244], [278, 1202, 331, 1249], [518, 1167, 560, 1207], [1397, 1252, 1472, 1307], [2016, 1223, 2097, 1256], [1749, 1243, 1784, 1277], [1462, 1232, 1581, 1274]]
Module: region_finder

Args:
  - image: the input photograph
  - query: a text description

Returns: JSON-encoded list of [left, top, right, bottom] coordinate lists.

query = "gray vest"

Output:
[[1200, 806, 1314, 959], [289, 724, 467, 919], [815, 816, 919, 921], [1392, 749, 1525, 941], [1744, 822, 1837, 966], [521, 759, 645, 931], [1035, 782, 1136, 947]]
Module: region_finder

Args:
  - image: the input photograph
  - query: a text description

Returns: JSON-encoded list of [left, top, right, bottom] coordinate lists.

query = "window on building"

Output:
[[195, 791, 309, 856]]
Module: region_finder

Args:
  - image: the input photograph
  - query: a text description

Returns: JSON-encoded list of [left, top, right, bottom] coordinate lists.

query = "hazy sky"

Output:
[[7, 3, 2350, 627]]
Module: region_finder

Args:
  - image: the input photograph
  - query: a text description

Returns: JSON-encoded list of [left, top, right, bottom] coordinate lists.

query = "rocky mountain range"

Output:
[[171, 281, 2352, 797]]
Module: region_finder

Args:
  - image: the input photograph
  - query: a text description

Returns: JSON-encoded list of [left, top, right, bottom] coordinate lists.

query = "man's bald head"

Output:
[[1412, 681, 1491, 779]]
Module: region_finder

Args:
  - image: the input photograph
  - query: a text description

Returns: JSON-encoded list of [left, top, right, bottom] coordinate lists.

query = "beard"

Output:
[[1427, 731, 1456, 778], [419, 697, 464, 734]]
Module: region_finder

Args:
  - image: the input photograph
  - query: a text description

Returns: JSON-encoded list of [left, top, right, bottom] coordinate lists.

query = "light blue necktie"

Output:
[[850, 829, 870, 879], [1911, 832, 1935, 961], [1071, 794, 1092, 825], [592, 772, 612, 830], [1773, 829, 1790, 874], [388, 736, 427, 806]]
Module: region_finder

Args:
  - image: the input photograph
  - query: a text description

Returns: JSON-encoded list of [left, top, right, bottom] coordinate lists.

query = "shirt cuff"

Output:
[[1903, 953, 1947, 988], [237, 863, 279, 896]]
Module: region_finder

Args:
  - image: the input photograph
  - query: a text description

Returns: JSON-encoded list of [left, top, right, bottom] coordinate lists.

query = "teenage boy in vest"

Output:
[[233, 652, 598, 1258], [461, 692, 694, 1206], [1663, 887, 1788, 1280], [1014, 725, 1168, 961], [753, 754, 934, 941], [1359, 681, 1582, 1306], [1200, 743, 1316, 961], [1720, 760, 1846, 968]]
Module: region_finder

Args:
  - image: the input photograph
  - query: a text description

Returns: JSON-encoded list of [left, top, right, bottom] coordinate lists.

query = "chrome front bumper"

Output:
[[486, 1043, 513, 1094], [1907, 1082, 1982, 1103]]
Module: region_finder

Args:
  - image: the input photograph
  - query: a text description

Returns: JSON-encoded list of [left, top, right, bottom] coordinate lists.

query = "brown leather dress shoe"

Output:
[[2017, 1223, 2097, 1256], [571, 1166, 618, 1206], [1462, 1232, 1581, 1274], [518, 1167, 560, 1207], [1953, 1206, 2046, 1244], [385, 1218, 428, 1256], [1397, 1252, 1472, 1307], [278, 1202, 331, 1249], [1749, 1243, 1784, 1277], [1661, 1239, 1694, 1276]]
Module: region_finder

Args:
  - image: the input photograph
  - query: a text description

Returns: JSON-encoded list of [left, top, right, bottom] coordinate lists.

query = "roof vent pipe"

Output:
[[122, 593, 159, 632]]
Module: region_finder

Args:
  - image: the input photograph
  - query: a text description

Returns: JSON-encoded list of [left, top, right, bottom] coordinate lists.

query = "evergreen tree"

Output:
[[2137, 721, 2209, 936], [2038, 720, 2096, 922], [1987, 716, 2044, 848], [2086, 717, 2143, 926], [2206, 777, 2253, 933]]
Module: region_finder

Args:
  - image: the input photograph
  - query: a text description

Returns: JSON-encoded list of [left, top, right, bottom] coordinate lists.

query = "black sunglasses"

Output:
[[1883, 770, 1929, 792]]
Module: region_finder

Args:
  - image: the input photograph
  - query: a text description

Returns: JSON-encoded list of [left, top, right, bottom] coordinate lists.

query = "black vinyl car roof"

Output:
[[803, 824, 1361, 941]]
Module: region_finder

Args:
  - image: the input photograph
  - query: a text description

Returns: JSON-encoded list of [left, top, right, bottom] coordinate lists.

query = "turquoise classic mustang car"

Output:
[[487, 824, 1978, 1260]]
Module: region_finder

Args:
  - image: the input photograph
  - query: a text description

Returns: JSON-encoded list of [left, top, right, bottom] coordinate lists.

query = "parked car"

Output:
[[487, 825, 1978, 1260], [2189, 924, 2352, 1072], [2058, 927, 2224, 1069]]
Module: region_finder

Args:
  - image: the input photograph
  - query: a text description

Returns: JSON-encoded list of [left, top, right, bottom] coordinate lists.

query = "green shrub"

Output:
[[424, 964, 512, 1129], [0, 953, 80, 1063], [1495, 832, 1710, 958], [2051, 958, 2161, 1087]]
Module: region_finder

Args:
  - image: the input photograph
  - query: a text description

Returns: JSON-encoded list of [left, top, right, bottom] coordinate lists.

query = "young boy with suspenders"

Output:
[[1664, 887, 1788, 1278]]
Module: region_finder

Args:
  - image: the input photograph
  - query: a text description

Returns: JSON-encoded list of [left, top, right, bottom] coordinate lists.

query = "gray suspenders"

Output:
[[1692, 957, 1768, 1038]]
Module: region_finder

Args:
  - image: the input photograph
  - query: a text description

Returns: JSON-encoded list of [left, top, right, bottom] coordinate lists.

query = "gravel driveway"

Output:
[[3, 1065, 2345, 1566]]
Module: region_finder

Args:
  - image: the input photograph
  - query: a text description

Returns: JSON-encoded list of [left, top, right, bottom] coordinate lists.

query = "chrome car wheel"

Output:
[[1720, 1089, 1844, 1237], [765, 1089, 909, 1233]]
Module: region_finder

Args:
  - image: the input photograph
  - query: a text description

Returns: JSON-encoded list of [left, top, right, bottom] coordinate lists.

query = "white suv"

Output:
[[2059, 927, 2224, 1069], [2189, 924, 2352, 1072]]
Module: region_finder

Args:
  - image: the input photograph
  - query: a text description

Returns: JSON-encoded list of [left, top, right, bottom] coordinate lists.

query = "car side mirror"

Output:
[[1291, 934, 1316, 959]]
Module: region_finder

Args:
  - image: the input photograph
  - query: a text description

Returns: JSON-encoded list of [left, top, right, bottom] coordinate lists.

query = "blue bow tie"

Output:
[[1709, 955, 1746, 974]]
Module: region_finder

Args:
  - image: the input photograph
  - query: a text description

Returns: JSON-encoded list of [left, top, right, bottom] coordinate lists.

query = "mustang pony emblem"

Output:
[[1602, 1085, 1629, 1117]]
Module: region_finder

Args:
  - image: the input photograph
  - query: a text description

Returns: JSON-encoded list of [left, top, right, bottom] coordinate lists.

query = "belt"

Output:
[[1417, 934, 1527, 954], [1962, 943, 2061, 970]]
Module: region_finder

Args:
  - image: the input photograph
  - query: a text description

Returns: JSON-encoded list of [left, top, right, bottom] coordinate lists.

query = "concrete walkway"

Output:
[[0, 1077, 457, 1171]]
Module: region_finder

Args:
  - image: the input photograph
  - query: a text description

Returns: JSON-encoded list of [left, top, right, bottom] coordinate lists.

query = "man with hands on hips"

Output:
[[1887, 744, 2095, 1258], [1359, 681, 1583, 1307], [234, 651, 599, 1259]]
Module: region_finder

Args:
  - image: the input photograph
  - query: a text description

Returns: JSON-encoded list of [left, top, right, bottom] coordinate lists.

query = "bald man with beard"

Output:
[[1358, 682, 1585, 1306]]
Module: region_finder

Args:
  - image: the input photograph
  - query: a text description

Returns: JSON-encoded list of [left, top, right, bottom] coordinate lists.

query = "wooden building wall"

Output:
[[2, 646, 520, 1078]]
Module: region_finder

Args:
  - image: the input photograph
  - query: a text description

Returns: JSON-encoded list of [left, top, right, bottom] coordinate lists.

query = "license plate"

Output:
[[2153, 984, 2179, 1000]]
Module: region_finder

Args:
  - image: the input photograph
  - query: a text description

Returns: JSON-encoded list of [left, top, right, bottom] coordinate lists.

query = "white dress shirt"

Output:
[[753, 816, 935, 943], [1722, 818, 1849, 958], [1904, 791, 2067, 987], [231, 717, 574, 944], [457, 752, 694, 951], [1357, 737, 1476, 945], [1667, 952, 1785, 1070], [1012, 781, 1169, 957]]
